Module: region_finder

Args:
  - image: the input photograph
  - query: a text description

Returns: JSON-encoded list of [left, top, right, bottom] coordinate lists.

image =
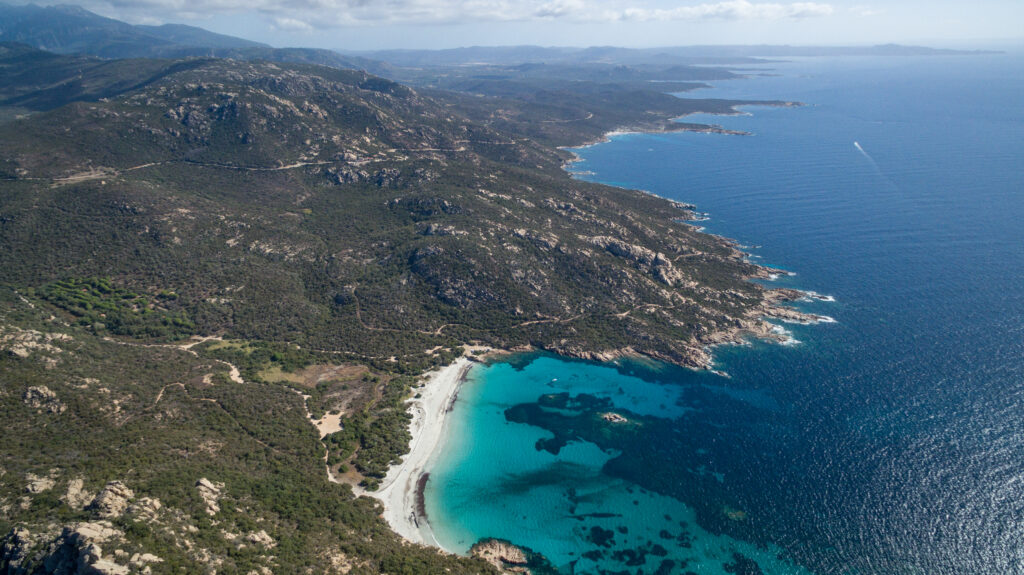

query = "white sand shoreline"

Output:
[[362, 357, 474, 551]]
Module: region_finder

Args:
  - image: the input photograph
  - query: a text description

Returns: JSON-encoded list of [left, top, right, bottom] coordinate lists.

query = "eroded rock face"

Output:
[[63, 478, 93, 510], [42, 522, 129, 575], [586, 235, 693, 287], [0, 522, 135, 575], [1, 527, 38, 573], [324, 165, 369, 184], [245, 530, 275, 549], [422, 223, 465, 237], [128, 551, 163, 572], [1, 328, 70, 361], [513, 228, 559, 250], [126, 497, 162, 522], [196, 478, 224, 516], [25, 471, 58, 494], [23, 386, 65, 414], [589, 235, 658, 266], [374, 167, 401, 187], [89, 481, 134, 518]]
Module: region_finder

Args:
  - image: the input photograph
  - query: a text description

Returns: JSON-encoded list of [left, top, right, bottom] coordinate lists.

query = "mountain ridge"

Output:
[[0, 2, 388, 74], [0, 2, 266, 55]]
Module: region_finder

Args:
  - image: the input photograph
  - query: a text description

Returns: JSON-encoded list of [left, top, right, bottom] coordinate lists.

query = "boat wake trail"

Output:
[[854, 141, 898, 190]]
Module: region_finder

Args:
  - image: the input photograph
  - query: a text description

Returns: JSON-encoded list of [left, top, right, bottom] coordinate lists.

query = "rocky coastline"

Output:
[[371, 113, 833, 556], [470, 538, 558, 575], [561, 101, 803, 165]]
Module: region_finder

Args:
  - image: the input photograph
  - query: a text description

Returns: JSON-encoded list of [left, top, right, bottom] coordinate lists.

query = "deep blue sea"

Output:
[[426, 53, 1024, 574]]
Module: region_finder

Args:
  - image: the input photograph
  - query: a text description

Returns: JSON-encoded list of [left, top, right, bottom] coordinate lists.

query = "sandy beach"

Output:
[[364, 357, 474, 549]]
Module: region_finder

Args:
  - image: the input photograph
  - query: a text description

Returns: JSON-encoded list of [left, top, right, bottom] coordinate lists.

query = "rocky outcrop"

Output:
[[513, 228, 560, 251], [127, 552, 163, 572], [88, 482, 134, 519], [408, 245, 500, 309], [1, 527, 39, 573], [550, 344, 712, 371], [23, 386, 65, 414], [63, 478, 92, 510], [126, 497, 163, 524], [245, 530, 275, 549], [46, 522, 129, 575], [25, 471, 58, 494], [757, 291, 831, 325], [1, 327, 70, 361], [0, 521, 139, 575], [373, 167, 401, 187], [421, 223, 466, 237], [324, 165, 369, 184], [761, 304, 820, 324], [221, 528, 277, 551], [470, 538, 529, 574], [586, 235, 694, 287], [323, 550, 355, 574], [196, 478, 224, 516], [600, 412, 628, 423], [390, 196, 463, 217]]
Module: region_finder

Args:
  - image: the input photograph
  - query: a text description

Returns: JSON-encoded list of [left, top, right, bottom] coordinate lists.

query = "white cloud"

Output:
[[273, 16, 315, 31], [616, 1, 835, 22], [535, 0, 587, 18], [55, 0, 835, 28]]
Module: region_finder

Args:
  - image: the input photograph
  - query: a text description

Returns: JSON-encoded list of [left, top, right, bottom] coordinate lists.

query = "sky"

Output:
[[23, 0, 1024, 50]]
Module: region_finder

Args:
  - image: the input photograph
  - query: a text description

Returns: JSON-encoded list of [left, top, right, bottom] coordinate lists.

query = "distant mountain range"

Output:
[[0, 2, 389, 73], [352, 43, 1000, 68], [0, 2, 265, 56], [0, 2, 996, 73], [354, 42, 995, 67]]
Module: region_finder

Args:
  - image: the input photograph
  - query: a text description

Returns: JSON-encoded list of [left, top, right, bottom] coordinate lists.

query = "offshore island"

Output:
[[0, 8, 875, 574]]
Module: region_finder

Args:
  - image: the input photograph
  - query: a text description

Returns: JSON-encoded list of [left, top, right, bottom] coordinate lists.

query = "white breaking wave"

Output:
[[801, 290, 837, 303], [770, 324, 801, 345]]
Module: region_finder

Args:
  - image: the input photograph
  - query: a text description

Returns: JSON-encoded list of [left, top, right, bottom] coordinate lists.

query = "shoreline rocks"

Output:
[[470, 538, 530, 574], [470, 538, 558, 575], [600, 412, 628, 424]]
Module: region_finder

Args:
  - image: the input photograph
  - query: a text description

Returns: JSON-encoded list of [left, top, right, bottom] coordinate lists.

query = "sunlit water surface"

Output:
[[426, 53, 1024, 574]]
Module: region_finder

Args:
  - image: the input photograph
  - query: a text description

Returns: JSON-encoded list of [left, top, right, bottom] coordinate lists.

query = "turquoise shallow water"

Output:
[[427, 356, 814, 574], [426, 53, 1024, 574]]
